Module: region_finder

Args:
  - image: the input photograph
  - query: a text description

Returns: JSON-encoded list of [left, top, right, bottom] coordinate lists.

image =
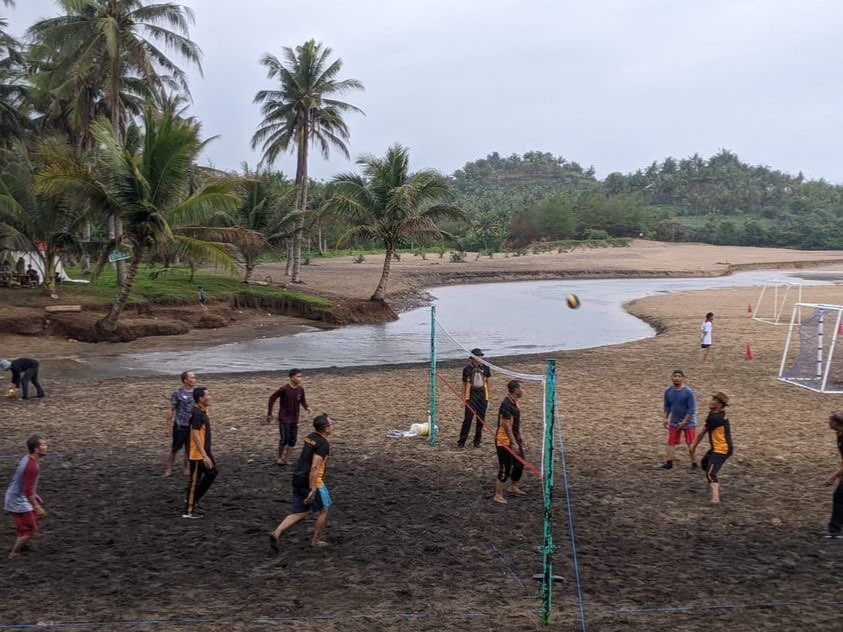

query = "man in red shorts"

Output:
[[4, 435, 48, 559], [660, 369, 699, 470]]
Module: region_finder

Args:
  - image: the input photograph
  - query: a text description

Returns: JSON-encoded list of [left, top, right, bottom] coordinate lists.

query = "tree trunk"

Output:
[[40, 252, 55, 297], [285, 240, 293, 276], [80, 222, 91, 272], [98, 245, 143, 331], [110, 63, 127, 288], [317, 224, 325, 256], [370, 247, 394, 302], [114, 217, 127, 287], [244, 261, 255, 283], [291, 118, 310, 284]]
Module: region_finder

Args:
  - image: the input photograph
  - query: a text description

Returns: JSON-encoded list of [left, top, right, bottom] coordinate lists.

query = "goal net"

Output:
[[778, 303, 843, 393], [753, 280, 803, 325]]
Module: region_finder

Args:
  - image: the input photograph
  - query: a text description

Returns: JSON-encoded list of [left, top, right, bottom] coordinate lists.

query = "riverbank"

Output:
[[2, 283, 842, 630], [3, 240, 843, 360]]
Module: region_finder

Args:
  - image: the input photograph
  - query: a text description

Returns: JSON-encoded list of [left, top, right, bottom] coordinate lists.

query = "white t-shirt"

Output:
[[701, 321, 713, 345]]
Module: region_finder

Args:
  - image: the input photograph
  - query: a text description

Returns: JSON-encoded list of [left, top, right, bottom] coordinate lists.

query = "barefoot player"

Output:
[[494, 380, 527, 504], [691, 392, 733, 504], [164, 370, 196, 478], [267, 369, 312, 466], [270, 414, 334, 549], [5, 435, 48, 559]]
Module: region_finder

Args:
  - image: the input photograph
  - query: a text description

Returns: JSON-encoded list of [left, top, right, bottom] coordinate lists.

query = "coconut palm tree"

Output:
[[327, 144, 466, 302], [28, 0, 201, 140], [251, 39, 363, 284], [0, 3, 31, 146], [232, 166, 298, 282], [0, 141, 87, 296], [36, 109, 247, 332], [28, 0, 203, 285]]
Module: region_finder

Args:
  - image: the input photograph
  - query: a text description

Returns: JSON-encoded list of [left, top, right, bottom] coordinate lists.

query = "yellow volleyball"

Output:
[[566, 294, 581, 309]]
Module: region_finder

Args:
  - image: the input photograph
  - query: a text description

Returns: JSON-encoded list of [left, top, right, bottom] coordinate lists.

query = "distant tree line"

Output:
[[447, 149, 843, 251]]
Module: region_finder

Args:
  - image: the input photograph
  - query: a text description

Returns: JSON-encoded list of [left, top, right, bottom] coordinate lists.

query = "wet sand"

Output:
[[2, 282, 843, 630]]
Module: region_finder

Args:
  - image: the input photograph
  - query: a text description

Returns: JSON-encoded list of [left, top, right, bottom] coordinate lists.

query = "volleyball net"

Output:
[[427, 307, 577, 628]]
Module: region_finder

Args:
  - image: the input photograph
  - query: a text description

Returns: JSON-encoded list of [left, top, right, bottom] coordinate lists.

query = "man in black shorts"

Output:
[[269, 414, 334, 549], [458, 348, 491, 448], [691, 391, 733, 504], [493, 380, 527, 504], [822, 411, 843, 539], [164, 370, 196, 478], [267, 369, 312, 466]]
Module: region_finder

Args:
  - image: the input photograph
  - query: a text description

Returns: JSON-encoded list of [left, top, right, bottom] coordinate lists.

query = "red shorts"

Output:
[[668, 426, 696, 446], [13, 511, 38, 537]]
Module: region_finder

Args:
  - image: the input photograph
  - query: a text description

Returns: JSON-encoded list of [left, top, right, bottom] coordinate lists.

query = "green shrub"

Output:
[[353, 254, 365, 264], [584, 229, 611, 240], [450, 251, 465, 263]]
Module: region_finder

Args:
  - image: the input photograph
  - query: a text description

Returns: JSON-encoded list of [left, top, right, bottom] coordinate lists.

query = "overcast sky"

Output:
[[7, 0, 843, 182]]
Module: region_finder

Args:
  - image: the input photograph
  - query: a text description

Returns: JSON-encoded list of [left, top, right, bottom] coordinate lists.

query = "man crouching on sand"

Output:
[[270, 414, 334, 550]]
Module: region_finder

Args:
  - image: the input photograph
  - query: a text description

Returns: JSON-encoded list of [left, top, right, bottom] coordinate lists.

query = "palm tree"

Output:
[[28, 0, 203, 285], [0, 3, 30, 146], [327, 144, 466, 302], [28, 0, 201, 140], [0, 141, 87, 296], [252, 39, 363, 284], [227, 165, 298, 282], [36, 110, 246, 332]]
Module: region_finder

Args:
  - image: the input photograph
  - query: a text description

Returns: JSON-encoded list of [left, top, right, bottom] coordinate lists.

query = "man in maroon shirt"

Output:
[[267, 369, 312, 466], [5, 435, 48, 559]]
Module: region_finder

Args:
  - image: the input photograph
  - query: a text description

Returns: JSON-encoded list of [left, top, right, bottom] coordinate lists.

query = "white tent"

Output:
[[5, 250, 69, 282]]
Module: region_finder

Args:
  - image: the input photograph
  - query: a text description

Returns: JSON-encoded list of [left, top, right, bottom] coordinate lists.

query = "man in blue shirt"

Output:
[[660, 369, 698, 470]]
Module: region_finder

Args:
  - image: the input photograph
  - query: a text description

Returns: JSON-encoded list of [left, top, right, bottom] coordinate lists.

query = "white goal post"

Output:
[[778, 303, 843, 393], [753, 280, 803, 325]]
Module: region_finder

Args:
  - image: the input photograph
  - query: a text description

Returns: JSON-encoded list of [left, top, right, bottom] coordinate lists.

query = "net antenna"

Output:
[[753, 280, 803, 325], [778, 303, 843, 393]]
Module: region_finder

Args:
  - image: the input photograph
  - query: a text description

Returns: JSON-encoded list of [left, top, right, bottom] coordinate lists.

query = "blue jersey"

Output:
[[663, 385, 697, 427]]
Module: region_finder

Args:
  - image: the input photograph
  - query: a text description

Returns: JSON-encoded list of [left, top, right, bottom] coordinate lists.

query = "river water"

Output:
[[54, 270, 838, 378]]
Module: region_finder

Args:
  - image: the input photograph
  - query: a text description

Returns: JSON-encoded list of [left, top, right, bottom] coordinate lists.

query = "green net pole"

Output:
[[541, 359, 557, 625], [429, 306, 438, 447]]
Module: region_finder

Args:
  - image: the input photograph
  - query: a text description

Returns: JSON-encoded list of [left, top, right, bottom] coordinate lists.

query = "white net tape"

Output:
[[434, 319, 545, 383]]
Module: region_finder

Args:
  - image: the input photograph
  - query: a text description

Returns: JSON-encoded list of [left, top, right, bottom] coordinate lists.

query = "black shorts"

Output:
[[279, 423, 299, 447], [701, 344, 711, 349], [496, 445, 514, 482], [172, 424, 190, 452], [702, 450, 728, 482]]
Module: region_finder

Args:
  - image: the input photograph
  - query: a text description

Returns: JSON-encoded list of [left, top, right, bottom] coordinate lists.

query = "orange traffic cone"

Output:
[[747, 303, 753, 314], [745, 343, 754, 361]]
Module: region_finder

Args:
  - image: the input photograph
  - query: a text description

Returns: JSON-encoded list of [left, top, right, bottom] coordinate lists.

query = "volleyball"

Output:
[[6, 387, 17, 400], [566, 294, 581, 309]]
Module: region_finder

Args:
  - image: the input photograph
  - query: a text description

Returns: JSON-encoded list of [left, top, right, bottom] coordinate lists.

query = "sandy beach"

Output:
[[2, 243, 843, 630]]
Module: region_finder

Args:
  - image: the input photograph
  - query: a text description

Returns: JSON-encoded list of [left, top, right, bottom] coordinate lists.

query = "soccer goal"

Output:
[[753, 280, 803, 325], [778, 303, 843, 393]]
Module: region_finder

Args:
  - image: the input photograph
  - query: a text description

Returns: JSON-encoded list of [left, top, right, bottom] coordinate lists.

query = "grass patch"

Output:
[[62, 266, 332, 309]]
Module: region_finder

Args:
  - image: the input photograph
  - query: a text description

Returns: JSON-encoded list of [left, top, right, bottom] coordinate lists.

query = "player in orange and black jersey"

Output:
[[183, 386, 218, 519], [691, 391, 733, 504], [270, 414, 334, 550], [822, 411, 843, 539], [493, 380, 527, 504]]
